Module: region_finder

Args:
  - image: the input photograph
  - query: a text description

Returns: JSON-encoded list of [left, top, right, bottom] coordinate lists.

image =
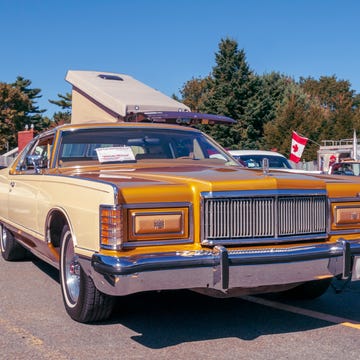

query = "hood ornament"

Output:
[[262, 158, 269, 175]]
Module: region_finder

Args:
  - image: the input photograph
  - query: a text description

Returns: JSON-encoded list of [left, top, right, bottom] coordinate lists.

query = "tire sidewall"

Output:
[[60, 225, 83, 317], [0, 224, 6, 255], [0, 224, 26, 261]]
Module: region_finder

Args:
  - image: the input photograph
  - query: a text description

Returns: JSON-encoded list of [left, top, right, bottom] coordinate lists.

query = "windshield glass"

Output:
[[56, 127, 238, 166]]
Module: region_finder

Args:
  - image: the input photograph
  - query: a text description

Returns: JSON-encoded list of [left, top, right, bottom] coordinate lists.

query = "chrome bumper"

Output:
[[79, 239, 360, 296]]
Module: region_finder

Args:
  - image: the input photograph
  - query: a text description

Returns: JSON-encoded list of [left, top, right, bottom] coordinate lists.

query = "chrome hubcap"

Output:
[[64, 235, 80, 303], [0, 226, 7, 252]]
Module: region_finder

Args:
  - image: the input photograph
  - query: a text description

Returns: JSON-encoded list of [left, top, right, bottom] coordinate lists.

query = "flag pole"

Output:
[[295, 131, 321, 147], [353, 129, 358, 160]]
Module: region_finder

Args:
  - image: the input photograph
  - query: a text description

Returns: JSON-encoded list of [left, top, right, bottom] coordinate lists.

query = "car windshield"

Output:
[[57, 127, 238, 166], [233, 154, 292, 169]]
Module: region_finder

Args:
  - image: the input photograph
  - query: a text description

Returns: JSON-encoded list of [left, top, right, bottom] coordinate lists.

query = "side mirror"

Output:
[[26, 154, 48, 173]]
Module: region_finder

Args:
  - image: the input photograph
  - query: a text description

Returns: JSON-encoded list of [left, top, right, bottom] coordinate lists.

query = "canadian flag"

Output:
[[289, 131, 308, 163]]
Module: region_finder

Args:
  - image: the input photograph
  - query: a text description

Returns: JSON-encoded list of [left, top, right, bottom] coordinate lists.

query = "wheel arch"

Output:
[[45, 207, 77, 252]]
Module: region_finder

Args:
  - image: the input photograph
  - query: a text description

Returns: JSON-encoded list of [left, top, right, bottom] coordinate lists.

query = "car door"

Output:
[[8, 133, 54, 237]]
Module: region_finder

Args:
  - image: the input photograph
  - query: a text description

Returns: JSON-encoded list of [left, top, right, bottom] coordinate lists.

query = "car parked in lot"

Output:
[[1, 65, 360, 322], [228, 150, 292, 169], [1, 114, 360, 323], [228, 149, 322, 174], [328, 160, 360, 176]]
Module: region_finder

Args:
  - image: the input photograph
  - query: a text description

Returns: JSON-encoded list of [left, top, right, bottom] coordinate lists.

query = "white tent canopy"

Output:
[[66, 70, 190, 124]]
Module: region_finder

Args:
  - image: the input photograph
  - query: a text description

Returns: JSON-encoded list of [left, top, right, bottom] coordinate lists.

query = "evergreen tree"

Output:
[[199, 38, 258, 148], [180, 39, 293, 150], [12, 76, 46, 130], [51, 111, 71, 126], [48, 92, 72, 125], [300, 76, 358, 140], [263, 83, 326, 160], [49, 92, 72, 110]]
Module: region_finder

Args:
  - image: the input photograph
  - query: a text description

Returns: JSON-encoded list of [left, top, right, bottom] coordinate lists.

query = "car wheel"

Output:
[[59, 225, 115, 323], [278, 278, 332, 300], [0, 224, 27, 261]]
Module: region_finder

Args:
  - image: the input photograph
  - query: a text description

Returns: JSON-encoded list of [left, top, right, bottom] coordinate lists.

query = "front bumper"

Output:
[[78, 239, 360, 296]]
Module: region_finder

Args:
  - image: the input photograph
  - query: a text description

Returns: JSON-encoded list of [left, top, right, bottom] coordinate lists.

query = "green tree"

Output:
[[49, 92, 72, 109], [245, 72, 297, 149], [179, 39, 295, 150], [178, 39, 360, 161], [0, 82, 32, 152], [263, 83, 326, 160], [49, 92, 72, 125], [199, 38, 259, 148], [300, 76, 358, 140], [12, 76, 46, 131], [179, 77, 210, 112]]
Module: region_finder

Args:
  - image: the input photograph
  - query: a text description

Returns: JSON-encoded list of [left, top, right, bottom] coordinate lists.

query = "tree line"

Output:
[[0, 76, 72, 153], [1, 38, 360, 160]]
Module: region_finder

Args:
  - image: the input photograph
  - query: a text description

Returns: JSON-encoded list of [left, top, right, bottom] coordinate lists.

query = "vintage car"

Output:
[[1, 113, 360, 323]]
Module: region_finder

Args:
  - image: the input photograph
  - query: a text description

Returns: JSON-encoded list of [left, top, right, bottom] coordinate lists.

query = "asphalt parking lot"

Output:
[[1, 256, 360, 360]]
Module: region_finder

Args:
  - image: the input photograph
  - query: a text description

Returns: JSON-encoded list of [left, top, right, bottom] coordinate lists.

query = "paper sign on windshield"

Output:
[[95, 146, 135, 163]]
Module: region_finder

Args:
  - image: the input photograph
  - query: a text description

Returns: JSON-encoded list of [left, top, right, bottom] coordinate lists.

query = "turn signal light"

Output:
[[100, 205, 122, 249]]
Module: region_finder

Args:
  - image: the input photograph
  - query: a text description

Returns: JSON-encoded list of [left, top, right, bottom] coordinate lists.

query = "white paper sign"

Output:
[[95, 146, 135, 163]]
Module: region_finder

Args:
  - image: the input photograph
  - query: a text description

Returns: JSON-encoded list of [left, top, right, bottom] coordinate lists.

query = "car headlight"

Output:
[[128, 207, 189, 242]]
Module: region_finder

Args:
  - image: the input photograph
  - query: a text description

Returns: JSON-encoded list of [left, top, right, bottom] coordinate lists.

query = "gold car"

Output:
[[1, 120, 360, 323]]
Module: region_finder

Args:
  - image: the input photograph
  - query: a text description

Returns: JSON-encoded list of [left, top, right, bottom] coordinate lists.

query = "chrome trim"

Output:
[[1, 220, 59, 269], [262, 158, 269, 175], [201, 189, 328, 198], [200, 190, 328, 245], [341, 239, 352, 279], [202, 234, 327, 246], [130, 210, 185, 236], [54, 173, 119, 205], [45, 206, 74, 245], [81, 239, 360, 296], [122, 202, 193, 248], [124, 202, 192, 209], [329, 197, 360, 203], [329, 229, 360, 235], [99, 204, 122, 250], [122, 238, 193, 249]]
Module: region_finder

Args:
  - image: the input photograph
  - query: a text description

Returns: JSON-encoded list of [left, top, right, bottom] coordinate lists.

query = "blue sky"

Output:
[[1, 0, 359, 117]]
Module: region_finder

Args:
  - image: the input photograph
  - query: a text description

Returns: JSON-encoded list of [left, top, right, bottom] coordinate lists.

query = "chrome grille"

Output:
[[202, 193, 327, 245]]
